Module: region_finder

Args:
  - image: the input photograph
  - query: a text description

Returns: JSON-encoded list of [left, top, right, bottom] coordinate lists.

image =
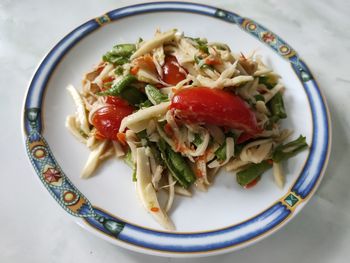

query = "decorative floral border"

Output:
[[23, 2, 331, 256], [25, 108, 125, 236]]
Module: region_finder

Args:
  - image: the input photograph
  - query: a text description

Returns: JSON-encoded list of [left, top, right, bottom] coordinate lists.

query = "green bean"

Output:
[[103, 44, 136, 65], [236, 136, 308, 187], [236, 160, 272, 186], [145, 84, 169, 105], [103, 56, 129, 65], [97, 75, 146, 106], [118, 86, 147, 106], [272, 135, 308, 163], [269, 92, 287, 119], [167, 149, 196, 184], [111, 44, 136, 57], [158, 139, 195, 188], [264, 91, 287, 130], [158, 139, 188, 187], [98, 74, 136, 96], [198, 45, 209, 54]]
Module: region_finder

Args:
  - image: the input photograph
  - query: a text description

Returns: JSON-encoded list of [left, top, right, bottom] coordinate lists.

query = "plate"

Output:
[[22, 2, 331, 257]]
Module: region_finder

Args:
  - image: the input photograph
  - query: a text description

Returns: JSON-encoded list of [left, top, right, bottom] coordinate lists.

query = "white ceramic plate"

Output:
[[23, 2, 331, 257]]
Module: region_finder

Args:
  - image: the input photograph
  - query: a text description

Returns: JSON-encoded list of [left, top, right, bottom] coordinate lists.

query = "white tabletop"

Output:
[[1, 0, 349, 262]]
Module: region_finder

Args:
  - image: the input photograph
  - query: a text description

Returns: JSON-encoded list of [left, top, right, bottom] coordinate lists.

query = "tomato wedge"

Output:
[[92, 103, 133, 140], [170, 87, 261, 134], [105, 96, 130, 108], [162, 56, 186, 85]]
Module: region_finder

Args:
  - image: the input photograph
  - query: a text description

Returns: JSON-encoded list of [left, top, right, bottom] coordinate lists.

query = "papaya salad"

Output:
[[66, 29, 308, 230]]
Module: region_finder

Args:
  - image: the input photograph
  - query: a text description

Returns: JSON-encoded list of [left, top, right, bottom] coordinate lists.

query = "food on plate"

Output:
[[66, 29, 308, 230]]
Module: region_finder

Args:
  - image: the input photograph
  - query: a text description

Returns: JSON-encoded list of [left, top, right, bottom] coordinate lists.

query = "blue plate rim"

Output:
[[22, 1, 332, 256]]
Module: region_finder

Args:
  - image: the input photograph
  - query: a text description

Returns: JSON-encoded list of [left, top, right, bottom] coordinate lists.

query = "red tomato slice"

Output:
[[91, 104, 133, 140], [170, 87, 261, 135], [105, 96, 130, 108], [162, 56, 186, 85]]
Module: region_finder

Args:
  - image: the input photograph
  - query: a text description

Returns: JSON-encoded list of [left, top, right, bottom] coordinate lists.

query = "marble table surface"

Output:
[[1, 0, 349, 262]]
